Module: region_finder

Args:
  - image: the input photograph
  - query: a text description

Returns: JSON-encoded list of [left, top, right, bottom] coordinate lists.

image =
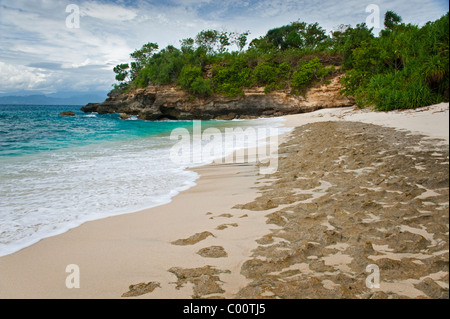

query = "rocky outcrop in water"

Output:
[[60, 111, 75, 117], [81, 74, 354, 120]]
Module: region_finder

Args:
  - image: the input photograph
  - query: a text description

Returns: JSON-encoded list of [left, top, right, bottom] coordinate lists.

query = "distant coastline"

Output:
[[0, 93, 107, 106]]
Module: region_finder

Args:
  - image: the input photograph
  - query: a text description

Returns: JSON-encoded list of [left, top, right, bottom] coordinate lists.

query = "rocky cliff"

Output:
[[81, 73, 354, 120]]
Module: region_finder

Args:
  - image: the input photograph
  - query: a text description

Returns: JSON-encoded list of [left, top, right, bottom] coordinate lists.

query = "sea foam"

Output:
[[0, 107, 287, 257]]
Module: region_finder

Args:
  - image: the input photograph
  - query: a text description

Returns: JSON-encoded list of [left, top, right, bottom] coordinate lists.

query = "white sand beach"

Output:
[[0, 102, 448, 299]]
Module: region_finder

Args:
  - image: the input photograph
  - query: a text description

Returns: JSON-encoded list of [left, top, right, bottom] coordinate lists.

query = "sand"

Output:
[[0, 102, 448, 299]]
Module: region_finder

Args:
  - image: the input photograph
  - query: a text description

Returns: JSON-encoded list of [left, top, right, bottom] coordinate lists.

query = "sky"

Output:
[[0, 0, 448, 97]]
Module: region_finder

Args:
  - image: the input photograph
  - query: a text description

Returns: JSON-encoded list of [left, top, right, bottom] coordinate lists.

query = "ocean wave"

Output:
[[0, 116, 286, 257]]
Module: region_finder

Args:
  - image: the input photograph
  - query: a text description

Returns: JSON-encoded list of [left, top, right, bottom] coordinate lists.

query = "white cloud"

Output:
[[80, 1, 138, 21], [0, 60, 114, 94], [0, 62, 50, 92]]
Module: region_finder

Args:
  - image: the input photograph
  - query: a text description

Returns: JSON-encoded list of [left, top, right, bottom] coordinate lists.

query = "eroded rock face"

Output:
[[81, 74, 354, 120]]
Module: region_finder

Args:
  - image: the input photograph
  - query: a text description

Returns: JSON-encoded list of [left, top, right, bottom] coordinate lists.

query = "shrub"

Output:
[[252, 63, 278, 85], [178, 65, 202, 89], [211, 61, 251, 97], [277, 62, 291, 80], [292, 58, 322, 88], [264, 83, 276, 94], [190, 77, 212, 96]]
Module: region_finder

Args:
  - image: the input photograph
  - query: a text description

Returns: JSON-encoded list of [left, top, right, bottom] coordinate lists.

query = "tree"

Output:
[[180, 38, 195, 53], [248, 36, 275, 53], [230, 31, 250, 52], [330, 24, 350, 49], [218, 32, 231, 53], [384, 11, 402, 30], [285, 29, 303, 49], [304, 22, 327, 48], [332, 23, 374, 69], [113, 63, 129, 82], [129, 42, 159, 78], [195, 30, 219, 54], [130, 42, 159, 65], [266, 22, 307, 50], [265, 21, 326, 50]]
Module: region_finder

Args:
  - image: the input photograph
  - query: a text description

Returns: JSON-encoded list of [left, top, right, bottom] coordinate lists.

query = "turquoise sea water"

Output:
[[0, 104, 286, 256], [0, 105, 191, 157]]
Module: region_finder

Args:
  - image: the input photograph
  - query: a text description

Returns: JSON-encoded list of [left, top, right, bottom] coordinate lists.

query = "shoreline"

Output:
[[0, 116, 286, 258], [0, 160, 264, 298], [0, 102, 448, 298], [0, 115, 289, 298]]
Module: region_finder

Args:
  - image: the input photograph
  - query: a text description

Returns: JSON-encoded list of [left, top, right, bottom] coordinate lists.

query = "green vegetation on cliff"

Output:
[[341, 11, 449, 110], [112, 11, 449, 111]]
